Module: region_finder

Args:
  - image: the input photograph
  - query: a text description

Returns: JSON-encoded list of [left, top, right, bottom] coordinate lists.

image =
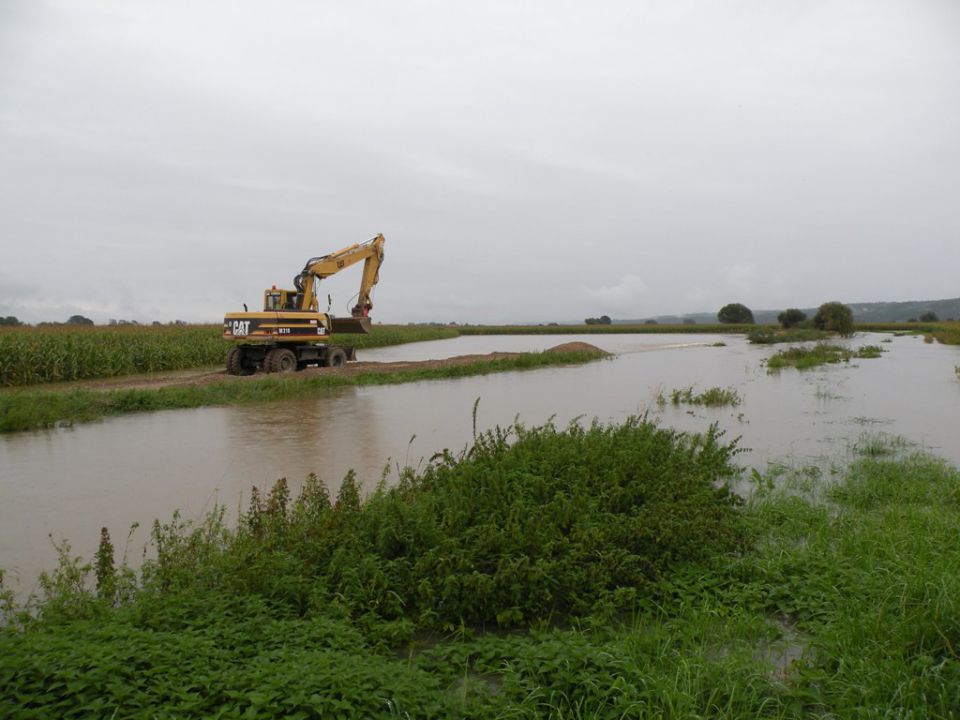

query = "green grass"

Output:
[[766, 343, 886, 371], [0, 350, 604, 434], [4, 426, 960, 718], [0, 324, 459, 387], [657, 385, 743, 407], [926, 325, 960, 346]]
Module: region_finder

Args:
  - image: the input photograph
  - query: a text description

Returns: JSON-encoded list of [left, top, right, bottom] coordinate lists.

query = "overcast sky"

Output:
[[1, 0, 957, 324]]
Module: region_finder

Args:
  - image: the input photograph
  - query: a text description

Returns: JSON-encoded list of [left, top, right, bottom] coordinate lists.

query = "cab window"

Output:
[[265, 293, 281, 310]]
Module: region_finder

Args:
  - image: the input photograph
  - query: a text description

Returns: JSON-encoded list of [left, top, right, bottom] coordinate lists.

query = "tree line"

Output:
[[717, 301, 857, 336]]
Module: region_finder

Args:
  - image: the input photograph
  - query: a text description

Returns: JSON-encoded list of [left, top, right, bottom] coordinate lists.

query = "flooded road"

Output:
[[2, 333, 959, 592]]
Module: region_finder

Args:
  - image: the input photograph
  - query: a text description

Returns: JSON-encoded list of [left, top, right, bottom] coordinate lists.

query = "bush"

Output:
[[813, 302, 854, 337], [134, 417, 746, 631], [717, 303, 754, 324], [777, 308, 807, 329]]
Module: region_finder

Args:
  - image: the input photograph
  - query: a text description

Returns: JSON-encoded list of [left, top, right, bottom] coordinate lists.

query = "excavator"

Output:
[[222, 234, 385, 374]]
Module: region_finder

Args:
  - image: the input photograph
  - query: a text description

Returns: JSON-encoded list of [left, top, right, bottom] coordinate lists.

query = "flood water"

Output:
[[2, 333, 959, 592]]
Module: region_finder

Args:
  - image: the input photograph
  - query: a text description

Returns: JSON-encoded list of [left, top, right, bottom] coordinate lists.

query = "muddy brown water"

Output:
[[2, 333, 958, 593]]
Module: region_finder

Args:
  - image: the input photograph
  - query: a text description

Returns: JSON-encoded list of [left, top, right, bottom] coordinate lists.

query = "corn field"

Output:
[[0, 324, 459, 387], [0, 325, 227, 386]]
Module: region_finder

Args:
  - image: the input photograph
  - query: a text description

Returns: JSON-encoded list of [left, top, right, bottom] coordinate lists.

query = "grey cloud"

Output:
[[1, 0, 958, 324]]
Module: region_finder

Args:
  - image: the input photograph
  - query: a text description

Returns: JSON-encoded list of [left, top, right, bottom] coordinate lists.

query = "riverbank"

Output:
[[0, 344, 608, 434], [3, 420, 958, 718]]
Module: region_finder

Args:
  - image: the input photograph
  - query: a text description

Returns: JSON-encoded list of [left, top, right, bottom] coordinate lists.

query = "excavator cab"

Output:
[[263, 288, 306, 312]]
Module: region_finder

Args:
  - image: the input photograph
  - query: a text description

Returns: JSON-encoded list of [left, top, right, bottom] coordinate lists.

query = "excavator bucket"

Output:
[[330, 316, 372, 334]]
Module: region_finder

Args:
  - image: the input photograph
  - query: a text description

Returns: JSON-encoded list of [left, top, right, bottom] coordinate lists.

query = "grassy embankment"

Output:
[[0, 349, 603, 434], [0, 324, 460, 387], [3, 417, 960, 718]]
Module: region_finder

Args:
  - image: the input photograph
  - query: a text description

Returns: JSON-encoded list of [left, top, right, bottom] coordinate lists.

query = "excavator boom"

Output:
[[295, 234, 385, 315]]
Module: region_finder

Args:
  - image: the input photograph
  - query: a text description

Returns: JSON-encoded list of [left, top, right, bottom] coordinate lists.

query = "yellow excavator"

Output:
[[222, 234, 385, 374]]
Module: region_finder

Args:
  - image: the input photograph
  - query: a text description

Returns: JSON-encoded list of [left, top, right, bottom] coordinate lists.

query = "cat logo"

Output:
[[232, 320, 251, 336]]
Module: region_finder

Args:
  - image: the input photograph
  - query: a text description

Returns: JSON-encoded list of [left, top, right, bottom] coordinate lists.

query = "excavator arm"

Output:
[[294, 234, 386, 316]]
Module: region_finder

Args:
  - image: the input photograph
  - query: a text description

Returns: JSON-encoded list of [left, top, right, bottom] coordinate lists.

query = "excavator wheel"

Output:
[[326, 347, 348, 368], [226, 347, 253, 376], [265, 348, 298, 373]]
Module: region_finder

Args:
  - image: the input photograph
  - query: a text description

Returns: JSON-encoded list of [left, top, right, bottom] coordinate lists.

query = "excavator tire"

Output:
[[226, 347, 253, 376], [266, 348, 298, 373], [326, 347, 348, 368]]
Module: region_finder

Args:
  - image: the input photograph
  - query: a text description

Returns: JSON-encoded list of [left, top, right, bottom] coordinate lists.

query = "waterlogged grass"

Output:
[[0, 324, 459, 387], [731, 447, 960, 716], [747, 327, 830, 345], [657, 385, 742, 407], [4, 428, 960, 717], [766, 343, 886, 371], [0, 350, 603, 434]]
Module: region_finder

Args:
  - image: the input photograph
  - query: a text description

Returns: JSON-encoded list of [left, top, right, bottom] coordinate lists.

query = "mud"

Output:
[[57, 343, 609, 393]]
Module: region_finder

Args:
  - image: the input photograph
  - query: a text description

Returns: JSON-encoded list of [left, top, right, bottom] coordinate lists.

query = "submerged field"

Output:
[[3, 321, 958, 389], [3, 417, 959, 718]]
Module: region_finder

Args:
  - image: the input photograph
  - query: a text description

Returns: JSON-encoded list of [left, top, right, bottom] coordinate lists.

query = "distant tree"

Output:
[[717, 303, 755, 324], [813, 302, 854, 337], [599, 315, 612, 325], [66, 315, 94, 325], [0, 315, 22, 326], [584, 317, 598, 325], [682, 318, 696, 325], [644, 319, 658, 325], [777, 308, 807, 329], [919, 311, 939, 322]]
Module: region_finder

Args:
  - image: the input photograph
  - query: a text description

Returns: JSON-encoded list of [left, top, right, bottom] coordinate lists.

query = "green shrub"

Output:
[[812, 302, 854, 337], [777, 308, 807, 328], [717, 303, 755, 324]]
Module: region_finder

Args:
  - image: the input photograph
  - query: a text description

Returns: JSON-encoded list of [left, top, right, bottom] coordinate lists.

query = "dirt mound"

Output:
[[546, 341, 608, 356]]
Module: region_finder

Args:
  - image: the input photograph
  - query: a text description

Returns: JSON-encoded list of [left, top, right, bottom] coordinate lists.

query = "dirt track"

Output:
[[73, 342, 607, 392]]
